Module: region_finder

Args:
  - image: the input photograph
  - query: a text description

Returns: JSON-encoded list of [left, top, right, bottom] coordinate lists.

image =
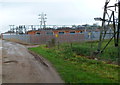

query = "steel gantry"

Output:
[[9, 25, 74, 34]]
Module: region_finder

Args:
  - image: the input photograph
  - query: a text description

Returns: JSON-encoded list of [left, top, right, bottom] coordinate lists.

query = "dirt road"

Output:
[[2, 40, 64, 83], [0, 40, 2, 84]]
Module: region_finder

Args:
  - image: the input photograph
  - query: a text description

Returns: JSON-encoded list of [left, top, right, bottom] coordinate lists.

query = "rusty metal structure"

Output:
[[94, 0, 120, 57]]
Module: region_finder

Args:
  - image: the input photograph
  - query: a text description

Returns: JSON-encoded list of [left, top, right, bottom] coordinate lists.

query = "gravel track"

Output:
[[2, 40, 63, 83]]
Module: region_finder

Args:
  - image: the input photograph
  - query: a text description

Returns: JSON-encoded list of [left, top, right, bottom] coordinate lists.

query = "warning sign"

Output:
[[55, 34, 58, 38]]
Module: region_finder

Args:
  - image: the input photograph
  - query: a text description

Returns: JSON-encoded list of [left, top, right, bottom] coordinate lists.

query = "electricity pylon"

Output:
[[38, 12, 47, 29], [94, 0, 120, 54]]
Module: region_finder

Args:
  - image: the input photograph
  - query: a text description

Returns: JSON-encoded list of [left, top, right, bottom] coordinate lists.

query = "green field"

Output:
[[29, 40, 120, 83]]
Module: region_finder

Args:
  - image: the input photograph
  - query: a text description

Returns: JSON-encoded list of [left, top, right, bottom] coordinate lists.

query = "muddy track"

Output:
[[2, 40, 64, 83], [0, 40, 2, 84]]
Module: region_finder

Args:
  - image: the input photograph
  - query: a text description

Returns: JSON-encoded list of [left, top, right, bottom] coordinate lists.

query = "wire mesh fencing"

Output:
[[2, 34, 85, 45]]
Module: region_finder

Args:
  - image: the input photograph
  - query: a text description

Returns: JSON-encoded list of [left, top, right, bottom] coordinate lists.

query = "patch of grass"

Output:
[[65, 40, 119, 61], [29, 43, 120, 83]]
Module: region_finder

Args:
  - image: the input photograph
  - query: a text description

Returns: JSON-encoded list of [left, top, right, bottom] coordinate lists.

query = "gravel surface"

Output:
[[2, 40, 63, 83], [0, 40, 2, 84]]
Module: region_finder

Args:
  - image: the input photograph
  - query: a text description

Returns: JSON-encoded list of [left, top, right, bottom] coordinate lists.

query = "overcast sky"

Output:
[[0, 0, 117, 33]]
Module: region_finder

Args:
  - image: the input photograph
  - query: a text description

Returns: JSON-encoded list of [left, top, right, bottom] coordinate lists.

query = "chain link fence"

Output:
[[2, 34, 84, 45]]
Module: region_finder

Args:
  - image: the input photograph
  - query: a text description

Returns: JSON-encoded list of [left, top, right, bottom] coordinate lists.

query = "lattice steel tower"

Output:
[[38, 12, 47, 29], [94, 0, 120, 55]]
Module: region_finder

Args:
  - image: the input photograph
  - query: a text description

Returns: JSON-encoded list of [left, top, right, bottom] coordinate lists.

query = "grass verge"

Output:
[[29, 43, 119, 83]]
